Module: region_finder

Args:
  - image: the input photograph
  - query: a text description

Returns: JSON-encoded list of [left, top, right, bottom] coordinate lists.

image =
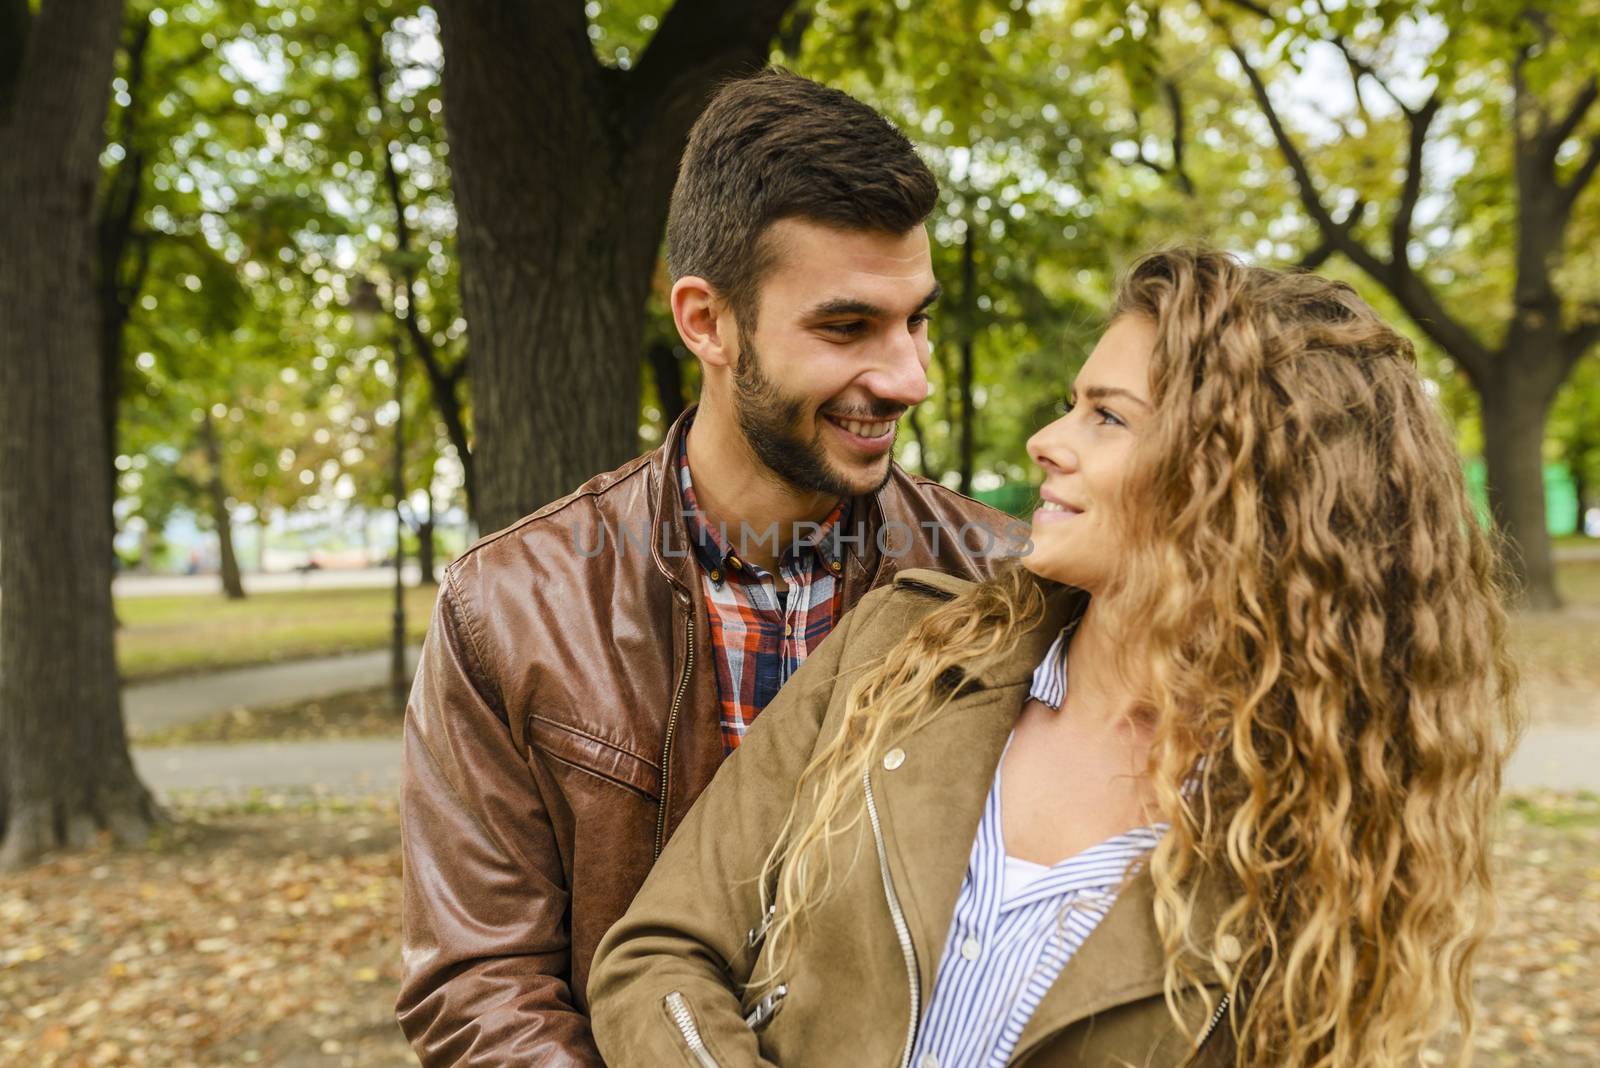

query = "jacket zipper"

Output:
[[863, 769, 920, 1068], [654, 610, 696, 858], [1194, 991, 1230, 1053], [664, 991, 720, 1068]]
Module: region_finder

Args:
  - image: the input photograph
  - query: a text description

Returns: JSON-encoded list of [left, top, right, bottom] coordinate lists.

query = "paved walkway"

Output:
[[129, 726, 1599, 801], [134, 738, 403, 800], [1502, 726, 1600, 793], [119, 602, 1599, 799], [114, 566, 427, 598], [125, 647, 421, 734]]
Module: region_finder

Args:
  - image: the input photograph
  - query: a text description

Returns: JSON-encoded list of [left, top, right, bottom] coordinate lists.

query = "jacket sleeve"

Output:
[[395, 571, 603, 1067], [586, 587, 891, 1068]]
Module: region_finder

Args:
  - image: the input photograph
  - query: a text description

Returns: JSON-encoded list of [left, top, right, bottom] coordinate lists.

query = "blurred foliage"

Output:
[[101, 0, 1599, 570]]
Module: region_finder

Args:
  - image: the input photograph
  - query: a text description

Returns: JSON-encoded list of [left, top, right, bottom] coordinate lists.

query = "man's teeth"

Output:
[[836, 418, 893, 438]]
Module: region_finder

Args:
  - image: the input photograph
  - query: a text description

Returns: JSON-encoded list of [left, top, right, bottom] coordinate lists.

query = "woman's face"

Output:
[[1022, 315, 1156, 591]]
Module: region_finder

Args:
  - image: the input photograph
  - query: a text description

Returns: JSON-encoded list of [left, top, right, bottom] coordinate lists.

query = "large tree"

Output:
[[0, 0, 160, 869], [434, 0, 800, 532], [1212, 0, 1600, 609]]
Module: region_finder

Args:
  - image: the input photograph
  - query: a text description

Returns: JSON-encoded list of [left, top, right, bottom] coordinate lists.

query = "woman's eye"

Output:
[[1096, 407, 1125, 427], [1057, 398, 1075, 416]]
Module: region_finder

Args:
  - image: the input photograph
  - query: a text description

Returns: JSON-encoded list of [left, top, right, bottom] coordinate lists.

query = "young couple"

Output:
[[396, 70, 1517, 1068]]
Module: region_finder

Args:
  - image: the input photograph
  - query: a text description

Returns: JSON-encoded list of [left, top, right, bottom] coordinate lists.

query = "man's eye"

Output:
[[822, 321, 865, 337], [908, 313, 931, 329]]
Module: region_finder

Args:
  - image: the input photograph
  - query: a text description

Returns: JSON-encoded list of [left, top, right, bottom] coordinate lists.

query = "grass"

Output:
[[115, 585, 438, 683], [1504, 791, 1600, 830]]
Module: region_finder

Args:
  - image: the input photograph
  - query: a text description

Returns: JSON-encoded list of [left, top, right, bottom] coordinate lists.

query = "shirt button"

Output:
[[784, 623, 793, 637], [920, 1055, 939, 1068], [960, 937, 981, 961], [1217, 934, 1242, 963], [882, 748, 906, 771], [829, 559, 842, 573]]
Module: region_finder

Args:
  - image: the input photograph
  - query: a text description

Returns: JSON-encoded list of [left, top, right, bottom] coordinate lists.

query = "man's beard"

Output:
[[731, 336, 896, 499]]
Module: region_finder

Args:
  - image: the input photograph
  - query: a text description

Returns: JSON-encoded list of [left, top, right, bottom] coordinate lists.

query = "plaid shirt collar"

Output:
[[677, 419, 850, 586]]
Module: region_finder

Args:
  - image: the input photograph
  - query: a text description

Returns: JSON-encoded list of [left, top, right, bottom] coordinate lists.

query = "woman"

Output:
[[587, 248, 1520, 1067]]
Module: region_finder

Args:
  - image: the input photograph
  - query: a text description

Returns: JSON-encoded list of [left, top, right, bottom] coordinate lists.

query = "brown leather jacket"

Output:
[[396, 407, 1018, 1066]]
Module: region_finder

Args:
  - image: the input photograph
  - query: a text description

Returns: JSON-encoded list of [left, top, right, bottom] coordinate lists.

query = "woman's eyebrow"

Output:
[[1072, 384, 1153, 411]]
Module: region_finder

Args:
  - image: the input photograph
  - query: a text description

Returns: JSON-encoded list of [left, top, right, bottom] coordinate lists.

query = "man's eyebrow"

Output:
[[804, 283, 944, 321], [1073, 384, 1153, 411]]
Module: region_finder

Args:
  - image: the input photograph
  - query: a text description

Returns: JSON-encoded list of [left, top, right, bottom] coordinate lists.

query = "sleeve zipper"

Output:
[[664, 991, 721, 1068]]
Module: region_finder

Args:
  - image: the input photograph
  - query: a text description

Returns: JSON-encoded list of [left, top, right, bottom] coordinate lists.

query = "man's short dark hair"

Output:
[[666, 68, 939, 330]]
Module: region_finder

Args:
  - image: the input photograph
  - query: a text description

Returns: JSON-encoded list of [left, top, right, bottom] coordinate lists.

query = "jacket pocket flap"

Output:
[[528, 714, 661, 800]]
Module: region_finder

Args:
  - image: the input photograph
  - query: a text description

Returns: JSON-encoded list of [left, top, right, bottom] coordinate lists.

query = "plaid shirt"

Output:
[[678, 426, 850, 754]]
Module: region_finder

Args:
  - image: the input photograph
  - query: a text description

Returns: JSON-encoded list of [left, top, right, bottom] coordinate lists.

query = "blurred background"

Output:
[[0, 0, 1596, 1064]]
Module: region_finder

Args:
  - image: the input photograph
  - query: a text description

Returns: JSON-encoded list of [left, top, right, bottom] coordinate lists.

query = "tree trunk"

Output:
[[391, 345, 409, 711], [199, 409, 245, 600], [647, 339, 688, 430], [435, 0, 796, 535], [0, 0, 160, 870], [1480, 367, 1561, 610], [907, 401, 936, 480], [363, 16, 476, 526], [957, 220, 978, 496], [96, 14, 151, 587], [416, 457, 438, 587]]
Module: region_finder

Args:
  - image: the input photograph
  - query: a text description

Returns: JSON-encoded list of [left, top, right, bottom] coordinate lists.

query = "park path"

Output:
[[130, 726, 1598, 800], [124, 646, 421, 735], [113, 564, 425, 598], [133, 737, 403, 799]]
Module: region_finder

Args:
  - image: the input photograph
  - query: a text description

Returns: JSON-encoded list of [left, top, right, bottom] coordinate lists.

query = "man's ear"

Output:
[[671, 276, 737, 371]]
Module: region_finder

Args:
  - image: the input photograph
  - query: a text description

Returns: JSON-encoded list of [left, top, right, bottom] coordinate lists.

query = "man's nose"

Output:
[[863, 326, 930, 410]]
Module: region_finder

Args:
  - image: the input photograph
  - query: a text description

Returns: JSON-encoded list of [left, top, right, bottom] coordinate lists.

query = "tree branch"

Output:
[[1563, 134, 1600, 209], [1547, 76, 1597, 155], [125, 231, 152, 306], [1308, 0, 1417, 118], [1391, 95, 1441, 268], [1299, 197, 1367, 269], [625, 0, 796, 140], [1227, 41, 1379, 271], [1163, 78, 1195, 195], [1223, 34, 1495, 382], [364, 14, 474, 515], [1219, 0, 1274, 20]]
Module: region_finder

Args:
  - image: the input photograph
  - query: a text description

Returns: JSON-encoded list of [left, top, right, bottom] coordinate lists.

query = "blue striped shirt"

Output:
[[907, 623, 1164, 1068]]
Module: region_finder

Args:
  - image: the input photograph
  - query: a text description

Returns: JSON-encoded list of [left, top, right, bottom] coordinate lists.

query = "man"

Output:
[[396, 69, 1020, 1065]]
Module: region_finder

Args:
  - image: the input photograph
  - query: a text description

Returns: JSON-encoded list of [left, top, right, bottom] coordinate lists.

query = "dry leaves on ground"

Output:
[[0, 799, 410, 1067], [1, 793, 1596, 1066]]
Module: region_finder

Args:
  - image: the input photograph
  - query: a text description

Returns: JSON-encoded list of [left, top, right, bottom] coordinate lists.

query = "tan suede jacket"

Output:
[[396, 409, 1018, 1066], [589, 568, 1237, 1067]]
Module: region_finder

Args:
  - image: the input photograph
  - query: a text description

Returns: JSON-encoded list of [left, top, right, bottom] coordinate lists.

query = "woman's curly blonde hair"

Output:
[[755, 247, 1521, 1067]]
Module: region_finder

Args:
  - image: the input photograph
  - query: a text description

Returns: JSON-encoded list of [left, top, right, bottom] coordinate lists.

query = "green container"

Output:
[[1463, 460, 1578, 536], [972, 482, 1037, 519]]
